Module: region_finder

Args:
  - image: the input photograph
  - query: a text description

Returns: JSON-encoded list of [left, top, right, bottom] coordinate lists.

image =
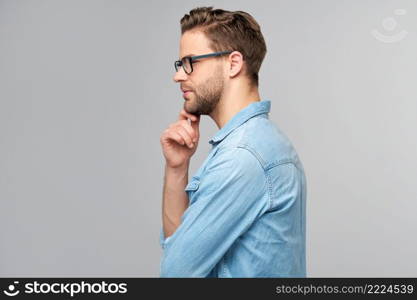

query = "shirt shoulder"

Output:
[[222, 115, 302, 169], [205, 143, 266, 176]]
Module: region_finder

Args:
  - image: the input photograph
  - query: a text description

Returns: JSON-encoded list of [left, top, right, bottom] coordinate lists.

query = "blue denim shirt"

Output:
[[160, 100, 306, 277]]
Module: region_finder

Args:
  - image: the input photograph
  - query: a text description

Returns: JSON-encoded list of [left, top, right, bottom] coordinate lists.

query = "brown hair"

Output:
[[180, 7, 267, 87]]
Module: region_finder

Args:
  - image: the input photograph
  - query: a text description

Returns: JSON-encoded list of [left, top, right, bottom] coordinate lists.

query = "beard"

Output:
[[183, 65, 224, 116]]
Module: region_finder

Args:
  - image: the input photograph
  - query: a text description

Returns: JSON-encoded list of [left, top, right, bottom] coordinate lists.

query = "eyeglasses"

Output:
[[174, 51, 233, 74]]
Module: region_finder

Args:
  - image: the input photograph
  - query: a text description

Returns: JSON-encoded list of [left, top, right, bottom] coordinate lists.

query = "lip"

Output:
[[183, 91, 193, 101]]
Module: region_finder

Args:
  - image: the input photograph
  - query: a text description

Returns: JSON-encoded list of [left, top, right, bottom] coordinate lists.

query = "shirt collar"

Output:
[[209, 100, 271, 145]]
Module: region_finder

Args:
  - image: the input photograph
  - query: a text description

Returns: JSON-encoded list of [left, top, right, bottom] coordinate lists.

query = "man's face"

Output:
[[173, 30, 226, 116]]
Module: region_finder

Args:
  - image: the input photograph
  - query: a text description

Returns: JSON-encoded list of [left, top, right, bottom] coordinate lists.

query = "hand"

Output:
[[160, 109, 200, 168]]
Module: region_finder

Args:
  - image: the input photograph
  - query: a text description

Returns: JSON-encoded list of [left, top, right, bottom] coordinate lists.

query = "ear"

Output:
[[227, 51, 244, 79]]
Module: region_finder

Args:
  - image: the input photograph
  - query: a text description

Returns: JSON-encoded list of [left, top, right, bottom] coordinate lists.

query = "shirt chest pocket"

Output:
[[184, 177, 200, 204]]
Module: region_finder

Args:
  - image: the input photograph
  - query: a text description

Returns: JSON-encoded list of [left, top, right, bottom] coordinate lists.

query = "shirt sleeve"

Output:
[[160, 146, 269, 277]]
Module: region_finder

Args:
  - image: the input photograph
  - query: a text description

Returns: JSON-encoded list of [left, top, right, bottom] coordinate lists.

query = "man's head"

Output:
[[173, 7, 267, 115]]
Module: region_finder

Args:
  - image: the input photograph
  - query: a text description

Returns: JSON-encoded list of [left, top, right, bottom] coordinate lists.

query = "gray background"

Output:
[[1, 0, 416, 277]]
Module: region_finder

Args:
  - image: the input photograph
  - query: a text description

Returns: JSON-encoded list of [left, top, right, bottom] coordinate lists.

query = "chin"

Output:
[[184, 102, 199, 115]]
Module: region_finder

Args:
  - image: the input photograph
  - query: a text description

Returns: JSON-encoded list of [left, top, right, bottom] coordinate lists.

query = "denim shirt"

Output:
[[160, 100, 307, 277]]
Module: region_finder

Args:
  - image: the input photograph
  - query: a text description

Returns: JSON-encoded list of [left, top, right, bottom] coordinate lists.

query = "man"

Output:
[[159, 7, 306, 277]]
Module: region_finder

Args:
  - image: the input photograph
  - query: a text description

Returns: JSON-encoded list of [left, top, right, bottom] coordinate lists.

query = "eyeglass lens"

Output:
[[175, 57, 192, 74]]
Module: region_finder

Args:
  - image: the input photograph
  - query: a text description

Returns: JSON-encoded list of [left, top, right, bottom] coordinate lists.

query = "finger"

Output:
[[176, 126, 194, 148], [165, 130, 185, 146], [176, 127, 194, 148], [179, 109, 198, 122], [179, 109, 197, 121], [179, 120, 197, 142]]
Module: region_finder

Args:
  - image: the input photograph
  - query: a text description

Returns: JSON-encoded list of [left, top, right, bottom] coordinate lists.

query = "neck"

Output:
[[209, 79, 261, 129]]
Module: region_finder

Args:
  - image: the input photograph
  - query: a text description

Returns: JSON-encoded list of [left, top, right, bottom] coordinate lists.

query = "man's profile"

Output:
[[159, 6, 306, 277]]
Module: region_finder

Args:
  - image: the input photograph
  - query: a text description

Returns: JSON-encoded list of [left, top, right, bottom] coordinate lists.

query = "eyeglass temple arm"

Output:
[[191, 51, 233, 61]]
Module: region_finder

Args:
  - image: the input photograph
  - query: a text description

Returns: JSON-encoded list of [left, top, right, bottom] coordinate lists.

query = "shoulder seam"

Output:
[[235, 145, 271, 211]]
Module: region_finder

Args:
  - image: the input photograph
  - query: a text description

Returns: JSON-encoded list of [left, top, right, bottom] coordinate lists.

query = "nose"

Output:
[[173, 67, 188, 83]]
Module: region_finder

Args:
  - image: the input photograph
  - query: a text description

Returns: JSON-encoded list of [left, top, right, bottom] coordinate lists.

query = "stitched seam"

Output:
[[265, 158, 297, 171], [222, 256, 227, 277], [236, 143, 266, 168], [235, 145, 271, 212], [266, 162, 300, 213]]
